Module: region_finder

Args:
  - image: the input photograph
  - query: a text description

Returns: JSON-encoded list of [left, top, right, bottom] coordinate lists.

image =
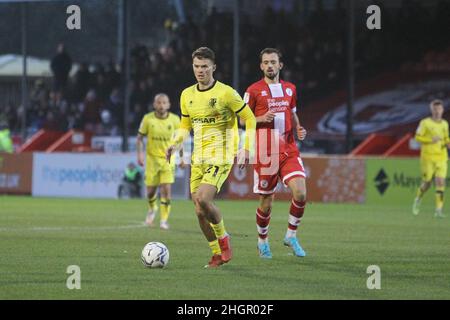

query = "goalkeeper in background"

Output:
[[413, 99, 449, 218]]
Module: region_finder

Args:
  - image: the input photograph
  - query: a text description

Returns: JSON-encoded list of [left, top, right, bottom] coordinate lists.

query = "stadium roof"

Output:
[[0, 54, 52, 77]]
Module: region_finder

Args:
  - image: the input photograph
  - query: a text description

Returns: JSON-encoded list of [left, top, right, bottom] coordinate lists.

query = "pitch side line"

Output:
[[0, 222, 147, 232]]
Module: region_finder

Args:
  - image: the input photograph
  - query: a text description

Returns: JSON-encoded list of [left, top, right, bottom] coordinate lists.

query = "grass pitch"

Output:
[[0, 195, 449, 300]]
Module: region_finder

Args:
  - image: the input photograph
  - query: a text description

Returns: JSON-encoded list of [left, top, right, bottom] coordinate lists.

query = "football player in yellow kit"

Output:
[[413, 99, 449, 218], [166, 47, 256, 267], [137, 93, 185, 229]]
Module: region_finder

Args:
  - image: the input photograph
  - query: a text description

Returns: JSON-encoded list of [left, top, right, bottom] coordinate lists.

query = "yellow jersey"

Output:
[[138, 112, 180, 158], [178, 80, 247, 165], [415, 117, 450, 160]]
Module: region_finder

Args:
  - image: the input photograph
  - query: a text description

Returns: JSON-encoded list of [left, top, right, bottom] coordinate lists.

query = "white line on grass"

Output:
[[0, 222, 147, 232]]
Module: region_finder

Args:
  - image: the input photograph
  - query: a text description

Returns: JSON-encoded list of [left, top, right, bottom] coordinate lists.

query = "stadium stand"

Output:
[[0, 0, 449, 154]]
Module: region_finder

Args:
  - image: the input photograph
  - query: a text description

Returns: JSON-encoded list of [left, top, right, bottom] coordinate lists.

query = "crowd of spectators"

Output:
[[1, 0, 449, 138]]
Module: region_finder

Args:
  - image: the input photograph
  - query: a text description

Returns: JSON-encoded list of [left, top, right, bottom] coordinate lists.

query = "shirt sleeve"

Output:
[[415, 120, 432, 144], [445, 121, 450, 145], [227, 87, 247, 114], [291, 86, 298, 111], [237, 105, 256, 152], [243, 87, 256, 112], [138, 115, 147, 135]]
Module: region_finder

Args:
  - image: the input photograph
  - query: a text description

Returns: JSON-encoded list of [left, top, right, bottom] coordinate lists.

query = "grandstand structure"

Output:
[[0, 0, 449, 156]]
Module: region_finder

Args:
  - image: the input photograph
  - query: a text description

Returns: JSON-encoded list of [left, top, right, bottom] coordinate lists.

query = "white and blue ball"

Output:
[[141, 242, 169, 268]]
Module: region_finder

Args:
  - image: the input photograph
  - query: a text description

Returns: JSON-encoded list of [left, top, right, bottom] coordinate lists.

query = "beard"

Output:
[[265, 71, 278, 80]]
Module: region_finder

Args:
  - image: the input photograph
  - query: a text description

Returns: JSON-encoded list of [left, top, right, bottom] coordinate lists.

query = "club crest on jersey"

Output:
[[286, 88, 293, 97], [209, 98, 218, 108], [260, 180, 268, 188]]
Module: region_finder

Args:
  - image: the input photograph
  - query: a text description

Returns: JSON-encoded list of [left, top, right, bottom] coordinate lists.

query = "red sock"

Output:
[[256, 207, 271, 240], [288, 199, 305, 232]]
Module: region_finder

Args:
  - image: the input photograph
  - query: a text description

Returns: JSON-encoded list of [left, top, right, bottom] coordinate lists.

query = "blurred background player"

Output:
[[243, 48, 307, 258], [413, 99, 449, 218], [137, 93, 185, 230], [166, 47, 256, 268]]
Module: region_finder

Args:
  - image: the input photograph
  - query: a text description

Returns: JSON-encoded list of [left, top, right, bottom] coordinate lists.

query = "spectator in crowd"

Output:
[[3, 3, 449, 141], [50, 43, 73, 94]]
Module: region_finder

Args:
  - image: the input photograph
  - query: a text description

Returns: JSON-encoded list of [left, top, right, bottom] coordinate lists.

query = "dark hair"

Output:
[[192, 47, 215, 63], [259, 48, 282, 62], [430, 99, 444, 107]]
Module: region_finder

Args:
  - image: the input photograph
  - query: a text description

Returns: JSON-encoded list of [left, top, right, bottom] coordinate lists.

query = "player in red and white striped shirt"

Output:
[[243, 48, 307, 258]]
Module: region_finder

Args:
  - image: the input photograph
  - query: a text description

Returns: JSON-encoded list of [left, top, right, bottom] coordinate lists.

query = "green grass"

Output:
[[0, 195, 449, 300]]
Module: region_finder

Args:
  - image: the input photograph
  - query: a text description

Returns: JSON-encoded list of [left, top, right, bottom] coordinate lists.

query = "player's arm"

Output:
[[178, 144, 187, 168], [445, 122, 450, 148], [291, 108, 306, 141], [238, 89, 273, 126], [229, 89, 256, 168], [238, 105, 256, 150], [167, 116, 191, 162], [137, 134, 146, 166], [137, 117, 148, 166], [166, 95, 192, 162], [415, 121, 436, 144], [237, 105, 256, 169]]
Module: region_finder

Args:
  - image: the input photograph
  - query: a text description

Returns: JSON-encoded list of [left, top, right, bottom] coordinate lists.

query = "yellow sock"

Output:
[[160, 198, 171, 222], [210, 220, 226, 239], [435, 187, 444, 211], [148, 194, 157, 212], [208, 240, 221, 255]]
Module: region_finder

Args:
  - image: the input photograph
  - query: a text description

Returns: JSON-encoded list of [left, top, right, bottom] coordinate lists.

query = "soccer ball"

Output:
[[141, 242, 169, 268]]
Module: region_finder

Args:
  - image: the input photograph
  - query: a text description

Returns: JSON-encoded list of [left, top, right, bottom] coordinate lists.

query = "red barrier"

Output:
[[350, 133, 397, 156]]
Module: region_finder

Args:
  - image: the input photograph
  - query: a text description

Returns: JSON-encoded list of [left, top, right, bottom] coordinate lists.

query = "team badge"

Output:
[[209, 98, 217, 108], [261, 180, 268, 188], [286, 88, 293, 96]]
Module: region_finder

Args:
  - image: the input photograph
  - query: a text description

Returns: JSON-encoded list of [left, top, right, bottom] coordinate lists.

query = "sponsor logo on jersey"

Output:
[[151, 136, 170, 142], [192, 117, 216, 124], [268, 99, 290, 108]]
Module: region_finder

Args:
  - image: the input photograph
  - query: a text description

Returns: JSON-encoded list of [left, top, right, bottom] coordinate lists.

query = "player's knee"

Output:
[[194, 207, 204, 217], [292, 189, 306, 202], [260, 199, 273, 213], [196, 195, 211, 211], [193, 197, 206, 217]]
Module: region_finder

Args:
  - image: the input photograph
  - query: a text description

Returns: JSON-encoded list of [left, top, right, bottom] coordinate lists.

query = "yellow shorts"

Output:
[[145, 156, 176, 186], [420, 157, 448, 181], [190, 164, 232, 194]]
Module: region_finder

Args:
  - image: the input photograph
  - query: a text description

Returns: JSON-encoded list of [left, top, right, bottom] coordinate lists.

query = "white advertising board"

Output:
[[32, 153, 189, 199], [32, 153, 135, 198]]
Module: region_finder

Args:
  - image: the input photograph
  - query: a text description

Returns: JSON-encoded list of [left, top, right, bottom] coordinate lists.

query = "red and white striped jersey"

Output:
[[244, 79, 299, 158]]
